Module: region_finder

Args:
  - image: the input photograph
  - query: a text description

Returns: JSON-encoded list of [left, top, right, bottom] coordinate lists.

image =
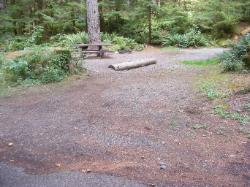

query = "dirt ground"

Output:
[[0, 47, 249, 186]]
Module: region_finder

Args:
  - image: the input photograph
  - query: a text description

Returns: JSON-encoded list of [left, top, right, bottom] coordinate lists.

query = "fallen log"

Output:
[[108, 58, 157, 71]]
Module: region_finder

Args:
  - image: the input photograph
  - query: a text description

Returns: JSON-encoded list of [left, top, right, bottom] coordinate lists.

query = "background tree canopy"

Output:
[[0, 0, 249, 45]]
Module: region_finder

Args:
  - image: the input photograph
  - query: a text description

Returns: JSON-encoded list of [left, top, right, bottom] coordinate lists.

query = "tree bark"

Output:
[[148, 5, 152, 44], [86, 0, 101, 46], [0, 0, 5, 10]]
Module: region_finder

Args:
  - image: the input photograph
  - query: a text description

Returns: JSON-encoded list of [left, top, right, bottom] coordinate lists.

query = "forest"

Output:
[[0, 0, 250, 86]]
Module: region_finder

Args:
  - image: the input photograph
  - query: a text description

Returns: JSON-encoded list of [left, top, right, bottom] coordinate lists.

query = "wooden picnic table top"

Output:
[[77, 43, 112, 48]]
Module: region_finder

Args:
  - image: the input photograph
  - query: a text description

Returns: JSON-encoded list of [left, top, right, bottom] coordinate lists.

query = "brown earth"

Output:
[[0, 47, 249, 186]]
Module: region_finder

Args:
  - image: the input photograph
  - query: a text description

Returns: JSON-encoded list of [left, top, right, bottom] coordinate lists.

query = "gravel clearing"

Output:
[[0, 47, 249, 187]]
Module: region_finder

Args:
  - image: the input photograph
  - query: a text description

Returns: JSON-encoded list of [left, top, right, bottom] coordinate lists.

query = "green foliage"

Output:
[[182, 59, 219, 66], [26, 26, 45, 45], [0, 53, 4, 67], [1, 0, 249, 48], [239, 127, 250, 139], [51, 32, 88, 47], [162, 28, 209, 48], [158, 5, 192, 35], [5, 26, 45, 51], [200, 82, 229, 100], [214, 105, 249, 125], [220, 34, 250, 72], [102, 33, 144, 51], [193, 0, 240, 38], [244, 103, 250, 111], [1, 48, 73, 85], [5, 36, 28, 51], [192, 124, 208, 130]]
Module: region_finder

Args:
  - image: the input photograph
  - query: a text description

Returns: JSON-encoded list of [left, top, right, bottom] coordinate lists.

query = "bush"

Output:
[[0, 53, 4, 67], [220, 34, 250, 72], [26, 26, 45, 45], [52, 32, 88, 47], [101, 33, 144, 52], [162, 28, 209, 48], [193, 0, 239, 39], [1, 47, 73, 85], [5, 26, 45, 51], [5, 36, 28, 51]]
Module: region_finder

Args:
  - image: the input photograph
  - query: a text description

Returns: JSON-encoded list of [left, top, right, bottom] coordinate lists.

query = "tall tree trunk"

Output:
[[86, 0, 101, 46], [148, 5, 152, 44], [0, 0, 5, 10]]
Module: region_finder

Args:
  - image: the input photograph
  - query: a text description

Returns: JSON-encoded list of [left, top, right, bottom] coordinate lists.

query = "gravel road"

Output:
[[0, 47, 249, 187]]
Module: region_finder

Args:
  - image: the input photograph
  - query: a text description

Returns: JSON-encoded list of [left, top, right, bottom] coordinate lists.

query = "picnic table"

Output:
[[76, 43, 112, 58]]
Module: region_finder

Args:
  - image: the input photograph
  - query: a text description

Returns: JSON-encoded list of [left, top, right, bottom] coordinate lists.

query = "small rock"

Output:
[[86, 169, 91, 173], [148, 183, 156, 187], [144, 127, 151, 131], [159, 162, 167, 170], [8, 142, 13, 147], [141, 156, 145, 159], [10, 160, 14, 162], [160, 164, 167, 170], [55, 163, 61, 167], [161, 141, 165, 145]]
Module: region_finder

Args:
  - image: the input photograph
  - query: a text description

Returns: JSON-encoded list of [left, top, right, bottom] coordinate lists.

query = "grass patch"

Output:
[[214, 105, 249, 125], [192, 124, 208, 130], [239, 127, 250, 139], [161, 47, 180, 52], [200, 81, 229, 100], [182, 58, 219, 67], [215, 126, 227, 136], [244, 103, 250, 111]]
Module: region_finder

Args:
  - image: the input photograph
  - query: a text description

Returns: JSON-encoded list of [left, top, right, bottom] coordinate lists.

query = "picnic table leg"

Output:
[[100, 49, 105, 58], [97, 45, 102, 57]]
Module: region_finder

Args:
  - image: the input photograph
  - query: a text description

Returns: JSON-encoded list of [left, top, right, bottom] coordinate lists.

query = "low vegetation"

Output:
[[182, 58, 219, 67], [200, 82, 229, 100], [214, 105, 249, 125], [0, 48, 82, 88], [162, 28, 209, 48], [220, 34, 250, 72]]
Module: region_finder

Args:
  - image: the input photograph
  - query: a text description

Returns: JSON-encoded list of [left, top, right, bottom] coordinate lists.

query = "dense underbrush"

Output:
[[220, 34, 250, 72], [0, 47, 82, 88]]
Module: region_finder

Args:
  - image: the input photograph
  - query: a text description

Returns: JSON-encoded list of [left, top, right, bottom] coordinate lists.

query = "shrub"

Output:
[[101, 33, 144, 52], [162, 28, 209, 48], [52, 32, 88, 47], [220, 34, 250, 72], [5, 26, 45, 51], [26, 26, 45, 45], [0, 53, 4, 67], [5, 36, 28, 51], [1, 47, 73, 85]]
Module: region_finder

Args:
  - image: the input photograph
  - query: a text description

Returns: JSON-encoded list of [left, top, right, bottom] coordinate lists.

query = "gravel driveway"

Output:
[[0, 48, 249, 187]]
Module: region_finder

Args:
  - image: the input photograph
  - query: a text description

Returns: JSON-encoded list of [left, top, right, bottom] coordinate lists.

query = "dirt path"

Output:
[[0, 48, 249, 187]]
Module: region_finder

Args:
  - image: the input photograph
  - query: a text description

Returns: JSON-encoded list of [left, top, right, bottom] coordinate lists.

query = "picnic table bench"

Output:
[[76, 43, 112, 58]]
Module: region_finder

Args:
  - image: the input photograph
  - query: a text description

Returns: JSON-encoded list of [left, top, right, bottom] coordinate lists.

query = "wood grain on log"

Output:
[[109, 59, 157, 71]]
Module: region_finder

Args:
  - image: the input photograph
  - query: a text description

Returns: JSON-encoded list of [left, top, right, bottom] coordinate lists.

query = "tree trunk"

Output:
[[86, 0, 101, 46], [0, 0, 5, 10], [148, 5, 152, 44]]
